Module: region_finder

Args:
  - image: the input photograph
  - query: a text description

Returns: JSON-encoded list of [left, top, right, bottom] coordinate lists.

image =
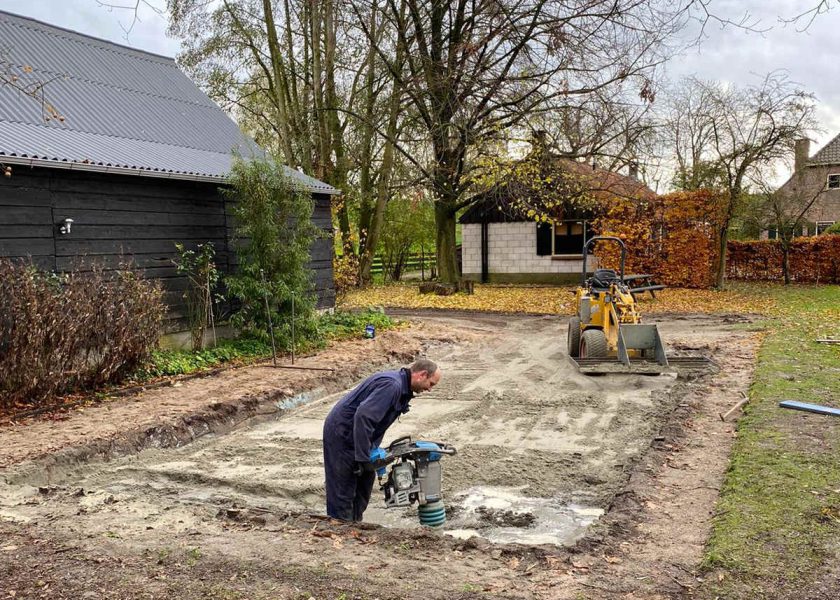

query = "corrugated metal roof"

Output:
[[809, 133, 840, 166], [0, 10, 337, 193]]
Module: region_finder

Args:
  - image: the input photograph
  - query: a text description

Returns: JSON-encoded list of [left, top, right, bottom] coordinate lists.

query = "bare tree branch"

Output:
[[0, 56, 65, 123], [658, 72, 817, 287], [96, 0, 165, 36], [781, 1, 835, 32]]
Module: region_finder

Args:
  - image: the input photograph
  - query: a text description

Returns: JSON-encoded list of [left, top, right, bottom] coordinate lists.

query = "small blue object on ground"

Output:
[[364, 324, 376, 339], [779, 400, 840, 417]]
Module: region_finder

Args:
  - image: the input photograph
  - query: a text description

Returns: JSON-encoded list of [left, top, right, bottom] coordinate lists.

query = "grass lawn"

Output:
[[702, 283, 840, 598]]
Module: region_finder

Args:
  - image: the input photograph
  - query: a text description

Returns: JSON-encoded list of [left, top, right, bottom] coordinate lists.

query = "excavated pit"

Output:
[[0, 313, 728, 547]]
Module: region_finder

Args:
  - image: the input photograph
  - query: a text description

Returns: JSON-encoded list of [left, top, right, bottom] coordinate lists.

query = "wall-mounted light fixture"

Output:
[[58, 218, 74, 235]]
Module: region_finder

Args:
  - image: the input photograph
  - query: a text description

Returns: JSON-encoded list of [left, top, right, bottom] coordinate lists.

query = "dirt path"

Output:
[[0, 313, 760, 599]]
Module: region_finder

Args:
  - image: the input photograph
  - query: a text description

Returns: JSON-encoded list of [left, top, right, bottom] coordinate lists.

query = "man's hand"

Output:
[[369, 447, 389, 476], [353, 462, 373, 477], [369, 447, 387, 464]]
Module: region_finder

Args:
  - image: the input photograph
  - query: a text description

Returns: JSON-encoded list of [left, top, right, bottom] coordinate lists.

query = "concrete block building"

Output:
[[459, 157, 654, 284]]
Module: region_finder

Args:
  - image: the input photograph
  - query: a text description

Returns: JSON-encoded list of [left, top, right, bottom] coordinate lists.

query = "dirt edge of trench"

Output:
[[1, 328, 452, 488]]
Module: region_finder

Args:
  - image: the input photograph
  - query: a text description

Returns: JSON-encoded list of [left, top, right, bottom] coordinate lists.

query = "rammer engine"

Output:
[[370, 436, 457, 527]]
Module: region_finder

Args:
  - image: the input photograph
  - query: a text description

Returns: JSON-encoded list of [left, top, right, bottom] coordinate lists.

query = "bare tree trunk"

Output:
[[435, 200, 458, 283], [715, 222, 729, 289], [323, 0, 350, 239], [714, 179, 745, 289], [360, 108, 398, 283], [309, 0, 327, 174], [356, 1, 379, 262], [259, 0, 297, 166], [359, 0, 406, 285], [306, 0, 351, 254], [782, 244, 791, 285], [285, 0, 312, 170]]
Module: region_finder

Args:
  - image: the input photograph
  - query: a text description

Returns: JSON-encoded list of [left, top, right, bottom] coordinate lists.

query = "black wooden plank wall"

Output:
[[0, 169, 55, 271], [307, 193, 336, 307], [0, 167, 336, 330], [223, 192, 335, 309]]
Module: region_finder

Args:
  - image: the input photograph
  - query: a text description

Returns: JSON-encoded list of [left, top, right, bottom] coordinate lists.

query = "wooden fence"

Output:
[[371, 252, 437, 279]]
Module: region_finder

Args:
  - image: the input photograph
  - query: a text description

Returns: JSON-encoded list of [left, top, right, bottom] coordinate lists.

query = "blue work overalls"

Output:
[[322, 368, 413, 521]]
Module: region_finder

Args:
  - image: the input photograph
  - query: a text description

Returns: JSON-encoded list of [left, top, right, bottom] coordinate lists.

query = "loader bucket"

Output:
[[572, 324, 674, 375], [617, 324, 668, 368]]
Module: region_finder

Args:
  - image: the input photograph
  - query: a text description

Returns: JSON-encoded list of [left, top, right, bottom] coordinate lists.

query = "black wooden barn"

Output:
[[0, 10, 337, 329]]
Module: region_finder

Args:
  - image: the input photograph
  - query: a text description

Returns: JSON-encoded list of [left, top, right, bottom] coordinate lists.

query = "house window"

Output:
[[767, 224, 806, 239], [553, 220, 587, 255], [817, 221, 835, 234], [827, 174, 840, 189]]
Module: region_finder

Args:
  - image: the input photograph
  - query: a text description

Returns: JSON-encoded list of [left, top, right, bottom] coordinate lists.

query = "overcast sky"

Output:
[[2, 0, 839, 174], [665, 0, 840, 151]]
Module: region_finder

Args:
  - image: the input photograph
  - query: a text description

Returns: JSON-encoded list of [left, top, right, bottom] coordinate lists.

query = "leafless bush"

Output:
[[0, 260, 165, 410]]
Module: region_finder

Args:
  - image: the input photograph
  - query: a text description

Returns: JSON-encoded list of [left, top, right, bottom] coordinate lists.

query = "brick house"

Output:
[[459, 158, 655, 283], [769, 136, 840, 238]]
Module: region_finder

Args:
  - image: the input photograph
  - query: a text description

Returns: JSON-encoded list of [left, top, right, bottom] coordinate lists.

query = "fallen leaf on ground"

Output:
[[341, 283, 777, 316], [310, 529, 335, 539], [349, 531, 376, 544]]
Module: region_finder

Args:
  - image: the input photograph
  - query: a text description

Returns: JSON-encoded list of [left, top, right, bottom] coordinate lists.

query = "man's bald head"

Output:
[[409, 359, 440, 393]]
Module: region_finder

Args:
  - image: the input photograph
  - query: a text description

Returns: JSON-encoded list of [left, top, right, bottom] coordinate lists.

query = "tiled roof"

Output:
[[808, 133, 840, 166], [0, 10, 336, 193], [460, 155, 655, 224]]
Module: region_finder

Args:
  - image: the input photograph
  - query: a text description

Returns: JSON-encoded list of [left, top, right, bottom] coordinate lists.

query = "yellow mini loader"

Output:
[[567, 236, 669, 375]]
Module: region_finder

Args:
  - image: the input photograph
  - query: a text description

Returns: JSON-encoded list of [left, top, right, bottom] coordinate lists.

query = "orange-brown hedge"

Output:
[[727, 236, 840, 283], [0, 260, 165, 410], [592, 190, 726, 288], [333, 253, 360, 302]]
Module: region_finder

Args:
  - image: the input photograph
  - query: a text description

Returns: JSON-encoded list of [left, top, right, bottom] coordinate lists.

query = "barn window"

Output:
[[827, 174, 840, 189]]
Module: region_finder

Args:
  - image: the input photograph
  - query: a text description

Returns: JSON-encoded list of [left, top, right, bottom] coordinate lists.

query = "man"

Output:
[[322, 358, 441, 521]]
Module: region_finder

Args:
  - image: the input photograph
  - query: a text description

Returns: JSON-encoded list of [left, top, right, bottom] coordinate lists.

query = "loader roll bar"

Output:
[[581, 236, 626, 286]]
